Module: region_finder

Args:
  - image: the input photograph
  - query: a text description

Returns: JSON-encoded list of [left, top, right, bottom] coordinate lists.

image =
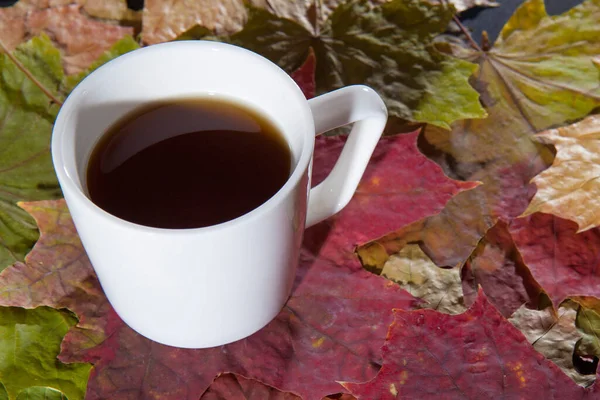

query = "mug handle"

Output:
[[306, 85, 388, 227]]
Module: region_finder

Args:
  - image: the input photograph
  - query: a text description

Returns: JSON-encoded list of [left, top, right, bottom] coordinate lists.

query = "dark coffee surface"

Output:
[[87, 98, 291, 229]]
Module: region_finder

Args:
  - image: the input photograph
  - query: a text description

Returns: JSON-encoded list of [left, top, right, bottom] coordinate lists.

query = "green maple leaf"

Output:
[[0, 35, 139, 272], [0, 36, 63, 272], [0, 306, 91, 400], [214, 0, 486, 129]]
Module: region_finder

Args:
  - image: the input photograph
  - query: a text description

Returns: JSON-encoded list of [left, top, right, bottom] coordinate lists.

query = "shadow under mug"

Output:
[[51, 40, 387, 349]]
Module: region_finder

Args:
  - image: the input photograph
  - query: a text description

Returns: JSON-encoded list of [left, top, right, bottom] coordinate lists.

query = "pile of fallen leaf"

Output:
[[0, 0, 599, 398]]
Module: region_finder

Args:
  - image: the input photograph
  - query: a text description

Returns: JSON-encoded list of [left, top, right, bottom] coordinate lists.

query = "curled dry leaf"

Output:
[[0, 131, 475, 399], [343, 289, 600, 399], [523, 115, 600, 232], [0, 0, 135, 74], [509, 300, 596, 387], [360, 0, 600, 272], [0, 306, 90, 400]]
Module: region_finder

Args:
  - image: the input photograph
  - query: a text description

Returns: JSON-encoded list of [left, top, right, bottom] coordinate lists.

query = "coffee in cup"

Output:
[[87, 97, 291, 229]]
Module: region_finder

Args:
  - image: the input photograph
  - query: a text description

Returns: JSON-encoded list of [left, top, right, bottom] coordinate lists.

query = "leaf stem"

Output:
[[452, 15, 483, 53], [0, 38, 64, 106]]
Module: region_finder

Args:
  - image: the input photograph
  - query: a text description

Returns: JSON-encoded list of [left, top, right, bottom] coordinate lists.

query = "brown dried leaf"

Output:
[[509, 300, 595, 387], [357, 183, 490, 272], [82, 0, 141, 23], [378, 244, 466, 314], [141, 0, 247, 44], [523, 115, 600, 232], [0, 1, 134, 74]]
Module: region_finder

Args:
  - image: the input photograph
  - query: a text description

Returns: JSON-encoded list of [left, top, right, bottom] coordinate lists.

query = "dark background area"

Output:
[[0, 0, 587, 45], [461, 0, 584, 44]]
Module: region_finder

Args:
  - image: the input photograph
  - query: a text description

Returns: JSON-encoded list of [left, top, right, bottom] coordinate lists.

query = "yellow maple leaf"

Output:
[[523, 114, 600, 232]]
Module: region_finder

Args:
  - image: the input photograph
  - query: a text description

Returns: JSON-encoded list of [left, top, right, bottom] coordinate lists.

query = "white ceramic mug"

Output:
[[52, 41, 387, 348]]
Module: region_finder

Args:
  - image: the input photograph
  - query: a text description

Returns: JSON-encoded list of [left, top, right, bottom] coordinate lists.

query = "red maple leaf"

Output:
[[510, 213, 600, 306], [343, 289, 600, 399], [0, 132, 475, 398]]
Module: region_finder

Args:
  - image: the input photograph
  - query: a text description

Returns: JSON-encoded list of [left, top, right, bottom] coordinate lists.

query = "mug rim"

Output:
[[51, 40, 315, 234]]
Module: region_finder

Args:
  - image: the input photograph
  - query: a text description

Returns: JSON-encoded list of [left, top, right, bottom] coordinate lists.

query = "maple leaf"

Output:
[[358, 0, 600, 272], [0, 35, 137, 272], [0, 35, 64, 272], [509, 212, 600, 306], [461, 221, 545, 317], [523, 115, 600, 232], [0, 0, 137, 75], [0, 306, 90, 400], [343, 289, 600, 398], [0, 132, 474, 398], [216, 0, 485, 129]]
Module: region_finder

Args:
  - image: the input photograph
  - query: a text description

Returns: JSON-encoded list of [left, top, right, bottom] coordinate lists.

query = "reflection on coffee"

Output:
[[87, 98, 291, 229]]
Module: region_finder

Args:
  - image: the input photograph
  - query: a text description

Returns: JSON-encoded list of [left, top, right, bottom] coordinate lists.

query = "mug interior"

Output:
[[53, 41, 313, 218]]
